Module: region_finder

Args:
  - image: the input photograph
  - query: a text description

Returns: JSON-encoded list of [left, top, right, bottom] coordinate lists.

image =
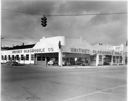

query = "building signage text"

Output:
[[12, 50, 22, 54], [92, 50, 121, 55], [70, 48, 90, 54], [12, 48, 54, 54]]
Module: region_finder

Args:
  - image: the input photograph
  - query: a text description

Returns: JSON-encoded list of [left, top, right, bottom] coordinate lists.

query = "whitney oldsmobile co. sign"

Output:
[[12, 48, 54, 54]]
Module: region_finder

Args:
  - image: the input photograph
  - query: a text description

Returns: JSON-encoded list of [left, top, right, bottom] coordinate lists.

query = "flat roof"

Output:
[[1, 44, 35, 50]]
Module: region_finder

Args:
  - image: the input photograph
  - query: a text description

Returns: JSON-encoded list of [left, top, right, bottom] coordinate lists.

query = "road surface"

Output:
[[1, 64, 127, 101]]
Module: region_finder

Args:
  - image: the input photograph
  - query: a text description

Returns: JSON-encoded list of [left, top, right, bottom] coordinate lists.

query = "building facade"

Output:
[[1, 36, 127, 66]]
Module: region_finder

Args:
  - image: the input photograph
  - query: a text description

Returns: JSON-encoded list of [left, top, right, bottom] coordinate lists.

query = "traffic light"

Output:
[[41, 16, 47, 27]]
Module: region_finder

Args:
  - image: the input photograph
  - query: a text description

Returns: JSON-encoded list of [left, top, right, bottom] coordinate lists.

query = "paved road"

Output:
[[1, 64, 127, 101]]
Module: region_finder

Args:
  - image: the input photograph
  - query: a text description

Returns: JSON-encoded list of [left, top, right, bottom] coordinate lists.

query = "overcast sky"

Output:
[[1, 0, 127, 47]]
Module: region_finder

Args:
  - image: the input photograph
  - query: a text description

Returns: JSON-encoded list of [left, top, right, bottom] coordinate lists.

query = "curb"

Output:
[[34, 65, 127, 69]]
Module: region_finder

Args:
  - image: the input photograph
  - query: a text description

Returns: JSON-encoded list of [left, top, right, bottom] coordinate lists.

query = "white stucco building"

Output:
[[1, 36, 127, 66]]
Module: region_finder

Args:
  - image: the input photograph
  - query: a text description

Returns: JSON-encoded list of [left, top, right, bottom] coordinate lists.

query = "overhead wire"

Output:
[[2, 8, 127, 16], [1, 8, 127, 43]]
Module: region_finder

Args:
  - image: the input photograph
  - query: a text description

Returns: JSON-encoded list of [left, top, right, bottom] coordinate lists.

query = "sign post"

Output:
[[58, 41, 62, 67]]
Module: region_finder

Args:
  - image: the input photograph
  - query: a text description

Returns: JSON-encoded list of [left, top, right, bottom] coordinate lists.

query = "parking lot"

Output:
[[1, 64, 127, 101]]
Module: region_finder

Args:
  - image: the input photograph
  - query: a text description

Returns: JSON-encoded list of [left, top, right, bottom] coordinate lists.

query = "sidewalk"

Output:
[[27, 64, 127, 69]]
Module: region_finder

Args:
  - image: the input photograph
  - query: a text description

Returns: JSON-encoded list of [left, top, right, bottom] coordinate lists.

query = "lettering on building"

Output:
[[70, 48, 90, 54], [12, 50, 22, 54]]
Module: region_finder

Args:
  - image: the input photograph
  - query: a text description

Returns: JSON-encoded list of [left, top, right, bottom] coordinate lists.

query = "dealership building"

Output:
[[1, 36, 127, 66]]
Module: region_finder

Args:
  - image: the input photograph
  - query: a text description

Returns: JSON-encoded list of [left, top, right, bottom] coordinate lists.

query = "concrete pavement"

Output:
[[1, 64, 127, 101]]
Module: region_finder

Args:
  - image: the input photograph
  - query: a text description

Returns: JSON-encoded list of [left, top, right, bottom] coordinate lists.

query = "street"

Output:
[[1, 64, 127, 101]]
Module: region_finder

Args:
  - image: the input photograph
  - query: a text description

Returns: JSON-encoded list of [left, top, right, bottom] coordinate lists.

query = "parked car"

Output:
[[47, 60, 54, 65], [47, 58, 58, 65], [75, 60, 89, 66], [103, 62, 110, 65], [6, 60, 19, 66]]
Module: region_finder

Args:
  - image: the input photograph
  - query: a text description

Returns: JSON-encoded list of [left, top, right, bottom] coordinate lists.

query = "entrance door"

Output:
[[36, 54, 46, 66], [104, 55, 111, 65], [35, 53, 58, 66]]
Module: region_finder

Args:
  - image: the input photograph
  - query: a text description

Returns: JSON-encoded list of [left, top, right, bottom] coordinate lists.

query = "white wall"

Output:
[[33, 36, 65, 52], [1, 49, 34, 64], [62, 37, 92, 54]]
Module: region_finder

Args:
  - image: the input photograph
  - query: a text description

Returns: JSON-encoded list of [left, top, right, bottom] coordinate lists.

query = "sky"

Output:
[[1, 0, 127, 47]]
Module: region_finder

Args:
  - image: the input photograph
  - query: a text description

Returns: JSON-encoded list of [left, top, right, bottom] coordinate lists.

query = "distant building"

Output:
[[1, 36, 127, 66]]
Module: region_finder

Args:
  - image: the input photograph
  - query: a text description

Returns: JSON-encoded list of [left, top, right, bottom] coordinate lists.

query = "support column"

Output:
[[116, 56, 119, 65], [111, 55, 113, 65], [122, 55, 125, 65], [101, 55, 104, 65], [7, 55, 9, 61], [96, 54, 99, 66], [19, 55, 21, 64], [58, 49, 62, 66]]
